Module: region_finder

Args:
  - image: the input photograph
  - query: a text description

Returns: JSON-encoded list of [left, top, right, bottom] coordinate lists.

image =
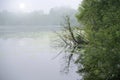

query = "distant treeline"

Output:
[[0, 7, 77, 26]]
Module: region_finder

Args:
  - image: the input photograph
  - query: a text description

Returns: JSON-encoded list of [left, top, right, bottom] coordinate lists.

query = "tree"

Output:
[[76, 0, 120, 80], [57, 0, 120, 80]]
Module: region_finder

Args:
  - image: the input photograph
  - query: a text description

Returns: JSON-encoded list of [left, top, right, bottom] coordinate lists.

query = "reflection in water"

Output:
[[0, 32, 79, 80]]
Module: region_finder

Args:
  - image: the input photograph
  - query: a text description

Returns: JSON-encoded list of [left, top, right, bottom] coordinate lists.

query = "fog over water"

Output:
[[0, 0, 81, 79], [0, 27, 80, 80]]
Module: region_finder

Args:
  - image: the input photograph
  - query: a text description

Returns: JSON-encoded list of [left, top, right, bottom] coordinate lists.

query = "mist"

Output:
[[0, 7, 77, 25], [0, 6, 80, 80]]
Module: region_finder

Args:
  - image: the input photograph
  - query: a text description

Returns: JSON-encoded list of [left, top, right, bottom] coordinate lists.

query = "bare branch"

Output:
[[53, 31, 69, 45], [65, 16, 78, 44]]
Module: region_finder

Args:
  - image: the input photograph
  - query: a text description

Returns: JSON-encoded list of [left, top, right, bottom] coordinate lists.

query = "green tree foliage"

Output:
[[75, 0, 120, 80], [57, 0, 120, 80]]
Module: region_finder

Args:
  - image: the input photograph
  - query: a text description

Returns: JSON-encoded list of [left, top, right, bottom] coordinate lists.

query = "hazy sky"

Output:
[[0, 0, 82, 13]]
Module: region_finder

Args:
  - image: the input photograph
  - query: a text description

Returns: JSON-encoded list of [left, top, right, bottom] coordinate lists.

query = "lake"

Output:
[[0, 26, 79, 80]]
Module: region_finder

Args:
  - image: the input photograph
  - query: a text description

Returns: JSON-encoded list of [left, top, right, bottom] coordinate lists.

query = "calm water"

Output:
[[0, 26, 79, 80]]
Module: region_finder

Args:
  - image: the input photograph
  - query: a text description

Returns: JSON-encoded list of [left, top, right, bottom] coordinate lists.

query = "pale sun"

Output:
[[19, 3, 26, 9]]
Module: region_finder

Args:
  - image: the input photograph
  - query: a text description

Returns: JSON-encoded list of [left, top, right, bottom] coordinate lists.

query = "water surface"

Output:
[[0, 26, 79, 80]]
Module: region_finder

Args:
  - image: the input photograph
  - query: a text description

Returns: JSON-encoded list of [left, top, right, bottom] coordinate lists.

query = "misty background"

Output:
[[0, 0, 81, 80], [0, 7, 78, 34], [0, 7, 77, 25]]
